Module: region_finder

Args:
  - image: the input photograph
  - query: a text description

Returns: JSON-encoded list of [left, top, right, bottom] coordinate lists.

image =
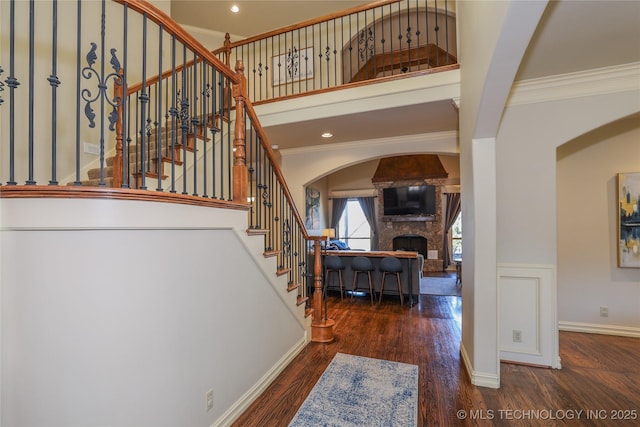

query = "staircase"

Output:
[[71, 120, 314, 319], [71, 122, 212, 189]]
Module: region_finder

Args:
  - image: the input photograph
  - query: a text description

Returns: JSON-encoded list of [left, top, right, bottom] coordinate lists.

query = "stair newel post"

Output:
[[232, 60, 249, 203], [223, 33, 232, 69], [311, 235, 335, 343], [112, 68, 124, 188]]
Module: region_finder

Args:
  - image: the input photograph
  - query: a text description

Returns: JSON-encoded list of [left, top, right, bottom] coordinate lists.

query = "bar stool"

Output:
[[379, 256, 404, 306], [324, 255, 346, 299], [351, 256, 375, 304]]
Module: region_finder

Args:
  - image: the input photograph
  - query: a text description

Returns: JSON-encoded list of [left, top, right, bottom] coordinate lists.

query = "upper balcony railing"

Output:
[[213, 0, 458, 104]]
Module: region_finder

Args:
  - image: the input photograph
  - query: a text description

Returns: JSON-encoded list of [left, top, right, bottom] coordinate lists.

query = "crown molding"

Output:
[[507, 62, 640, 107], [280, 130, 459, 156]]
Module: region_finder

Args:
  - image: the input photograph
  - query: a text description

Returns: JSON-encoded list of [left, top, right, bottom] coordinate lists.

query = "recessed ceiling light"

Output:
[[230, 5, 239, 13], [321, 132, 333, 138], [271, 144, 279, 150]]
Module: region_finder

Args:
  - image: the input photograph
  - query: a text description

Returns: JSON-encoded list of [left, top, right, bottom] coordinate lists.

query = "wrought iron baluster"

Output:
[[218, 75, 224, 199], [211, 66, 220, 199], [371, 9, 377, 80], [333, 19, 337, 86], [191, 51, 198, 197], [305, 26, 310, 92], [406, 0, 412, 73], [247, 121, 256, 227], [0, 66, 4, 108], [324, 20, 330, 87], [80, 0, 122, 187], [179, 44, 189, 195], [202, 63, 210, 198], [434, 0, 440, 66], [121, 3, 129, 188], [6, 0, 19, 185], [397, 0, 403, 75], [26, 0, 35, 185], [226, 81, 232, 200], [48, 0, 60, 185], [169, 35, 177, 193], [381, 6, 387, 77], [445, 0, 450, 64], [156, 26, 164, 192]]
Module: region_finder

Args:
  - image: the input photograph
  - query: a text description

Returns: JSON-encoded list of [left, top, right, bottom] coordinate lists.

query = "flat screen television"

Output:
[[383, 185, 436, 216]]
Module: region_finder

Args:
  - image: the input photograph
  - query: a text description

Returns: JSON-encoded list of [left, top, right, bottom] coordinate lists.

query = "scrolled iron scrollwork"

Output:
[[0, 66, 5, 106], [286, 47, 299, 79], [358, 27, 375, 62], [176, 89, 189, 128], [282, 219, 291, 257], [81, 42, 123, 130]]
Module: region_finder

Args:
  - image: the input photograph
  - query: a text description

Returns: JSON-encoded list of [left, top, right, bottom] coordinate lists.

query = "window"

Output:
[[337, 199, 371, 251], [451, 212, 462, 260]]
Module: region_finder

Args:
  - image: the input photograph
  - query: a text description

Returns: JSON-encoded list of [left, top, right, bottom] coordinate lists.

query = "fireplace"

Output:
[[392, 234, 427, 258]]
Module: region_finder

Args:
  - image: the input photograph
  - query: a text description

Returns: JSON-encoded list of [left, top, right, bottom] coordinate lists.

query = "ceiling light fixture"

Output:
[[321, 132, 333, 138], [230, 5, 239, 13]]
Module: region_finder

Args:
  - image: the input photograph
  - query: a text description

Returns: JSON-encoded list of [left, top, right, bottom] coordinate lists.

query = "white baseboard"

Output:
[[212, 337, 308, 427], [460, 342, 500, 389], [559, 321, 640, 338]]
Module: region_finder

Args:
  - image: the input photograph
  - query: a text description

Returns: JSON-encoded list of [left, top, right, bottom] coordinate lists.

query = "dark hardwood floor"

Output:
[[231, 283, 640, 427]]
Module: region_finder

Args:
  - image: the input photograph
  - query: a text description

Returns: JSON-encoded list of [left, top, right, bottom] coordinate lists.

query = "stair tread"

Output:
[[276, 267, 291, 276], [287, 283, 300, 292]]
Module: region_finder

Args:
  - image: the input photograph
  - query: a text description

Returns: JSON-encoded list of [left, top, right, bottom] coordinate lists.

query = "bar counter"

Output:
[[323, 250, 421, 306]]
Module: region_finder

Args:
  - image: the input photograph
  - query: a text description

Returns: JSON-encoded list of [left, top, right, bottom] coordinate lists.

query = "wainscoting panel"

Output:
[[498, 264, 558, 368]]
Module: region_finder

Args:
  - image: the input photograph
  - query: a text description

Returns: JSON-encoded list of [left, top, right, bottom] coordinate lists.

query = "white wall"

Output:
[[495, 68, 640, 368], [281, 131, 458, 214], [498, 74, 640, 265], [557, 116, 640, 335], [1, 198, 306, 426]]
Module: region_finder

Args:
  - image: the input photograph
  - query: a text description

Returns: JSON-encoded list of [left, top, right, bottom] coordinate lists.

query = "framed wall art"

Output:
[[272, 47, 314, 86], [305, 187, 320, 230], [617, 172, 640, 268]]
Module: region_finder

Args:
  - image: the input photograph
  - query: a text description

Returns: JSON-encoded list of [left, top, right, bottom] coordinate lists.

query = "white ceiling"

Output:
[[171, 1, 372, 39], [170, 1, 640, 151]]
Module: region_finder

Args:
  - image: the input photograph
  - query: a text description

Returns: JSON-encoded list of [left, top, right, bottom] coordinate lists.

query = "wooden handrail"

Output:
[[113, 0, 239, 93], [212, 0, 400, 53]]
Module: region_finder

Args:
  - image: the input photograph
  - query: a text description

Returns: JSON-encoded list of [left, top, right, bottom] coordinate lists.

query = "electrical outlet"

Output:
[[206, 389, 214, 412], [512, 330, 522, 343], [600, 306, 609, 317], [83, 142, 100, 155]]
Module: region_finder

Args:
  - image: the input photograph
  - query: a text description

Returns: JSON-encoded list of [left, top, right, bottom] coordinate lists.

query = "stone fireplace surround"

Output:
[[375, 178, 446, 273], [371, 154, 449, 273]]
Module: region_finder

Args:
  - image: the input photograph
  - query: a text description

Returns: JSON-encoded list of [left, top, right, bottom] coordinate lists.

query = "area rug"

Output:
[[420, 276, 461, 296], [288, 352, 418, 427]]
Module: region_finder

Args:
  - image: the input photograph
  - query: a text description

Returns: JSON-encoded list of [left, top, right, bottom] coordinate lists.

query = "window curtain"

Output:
[[442, 192, 461, 270], [330, 198, 348, 234], [357, 196, 379, 250]]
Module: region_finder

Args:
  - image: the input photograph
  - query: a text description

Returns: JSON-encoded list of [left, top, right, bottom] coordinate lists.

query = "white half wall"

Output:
[[498, 264, 558, 367], [1, 198, 306, 426]]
